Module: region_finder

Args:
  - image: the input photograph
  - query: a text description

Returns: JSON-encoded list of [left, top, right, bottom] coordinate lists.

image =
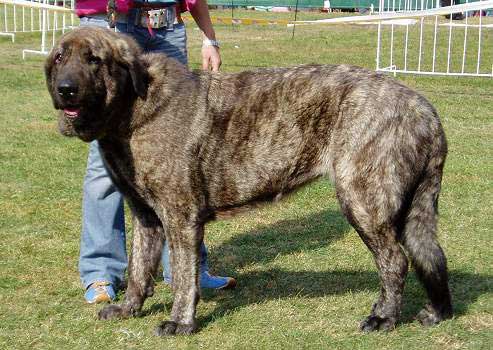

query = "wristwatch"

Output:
[[203, 39, 220, 48]]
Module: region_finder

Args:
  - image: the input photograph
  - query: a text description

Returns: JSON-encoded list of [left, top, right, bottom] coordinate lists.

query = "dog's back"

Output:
[[178, 65, 446, 217]]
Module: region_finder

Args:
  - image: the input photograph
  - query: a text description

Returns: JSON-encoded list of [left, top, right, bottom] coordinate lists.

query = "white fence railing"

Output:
[[376, 0, 493, 77], [1, 0, 492, 77], [296, 0, 493, 77], [0, 0, 74, 57]]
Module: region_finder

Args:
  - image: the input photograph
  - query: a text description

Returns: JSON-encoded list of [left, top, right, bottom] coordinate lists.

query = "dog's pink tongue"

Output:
[[64, 108, 80, 118]]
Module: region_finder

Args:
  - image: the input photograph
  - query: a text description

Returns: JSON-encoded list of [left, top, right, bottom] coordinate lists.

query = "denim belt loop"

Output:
[[126, 8, 138, 33], [166, 7, 175, 31]]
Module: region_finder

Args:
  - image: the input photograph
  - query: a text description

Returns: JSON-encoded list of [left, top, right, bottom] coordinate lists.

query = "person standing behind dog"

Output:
[[75, 0, 236, 304]]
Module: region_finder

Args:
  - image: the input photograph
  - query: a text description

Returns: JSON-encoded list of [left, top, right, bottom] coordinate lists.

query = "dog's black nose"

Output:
[[57, 80, 78, 100]]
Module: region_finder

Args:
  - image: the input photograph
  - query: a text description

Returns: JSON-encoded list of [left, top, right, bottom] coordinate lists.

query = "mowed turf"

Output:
[[0, 9, 491, 350]]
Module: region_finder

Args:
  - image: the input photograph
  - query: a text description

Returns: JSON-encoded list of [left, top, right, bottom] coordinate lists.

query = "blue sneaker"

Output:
[[164, 272, 236, 290], [200, 271, 237, 290], [84, 281, 116, 304]]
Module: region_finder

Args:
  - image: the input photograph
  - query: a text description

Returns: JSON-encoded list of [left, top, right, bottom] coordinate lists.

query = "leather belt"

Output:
[[116, 6, 183, 29]]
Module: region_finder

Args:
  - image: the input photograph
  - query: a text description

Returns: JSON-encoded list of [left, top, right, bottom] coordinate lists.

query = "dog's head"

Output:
[[45, 27, 148, 142]]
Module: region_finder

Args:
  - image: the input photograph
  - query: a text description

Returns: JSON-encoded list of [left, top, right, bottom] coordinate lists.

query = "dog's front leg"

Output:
[[99, 205, 165, 320], [155, 215, 202, 336]]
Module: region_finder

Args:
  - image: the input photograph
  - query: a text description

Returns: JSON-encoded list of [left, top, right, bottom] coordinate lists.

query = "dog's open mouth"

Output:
[[63, 108, 81, 119]]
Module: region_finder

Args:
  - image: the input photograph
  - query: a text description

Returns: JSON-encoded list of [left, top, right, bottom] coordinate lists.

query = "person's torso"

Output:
[[76, 0, 180, 17]]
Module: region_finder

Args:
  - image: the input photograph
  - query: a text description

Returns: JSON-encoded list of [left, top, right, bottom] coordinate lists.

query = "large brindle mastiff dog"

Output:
[[45, 27, 452, 335]]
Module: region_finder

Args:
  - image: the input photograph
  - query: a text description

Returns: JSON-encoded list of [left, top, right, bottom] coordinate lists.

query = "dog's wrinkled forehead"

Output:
[[57, 27, 134, 61]]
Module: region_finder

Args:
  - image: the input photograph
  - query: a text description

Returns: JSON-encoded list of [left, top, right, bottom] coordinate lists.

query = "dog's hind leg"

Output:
[[336, 184, 409, 332], [359, 227, 408, 332], [99, 206, 165, 320], [401, 149, 452, 326], [155, 213, 202, 336], [358, 224, 408, 332]]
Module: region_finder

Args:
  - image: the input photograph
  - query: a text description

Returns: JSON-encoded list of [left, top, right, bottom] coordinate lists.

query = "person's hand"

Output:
[[201, 45, 221, 72]]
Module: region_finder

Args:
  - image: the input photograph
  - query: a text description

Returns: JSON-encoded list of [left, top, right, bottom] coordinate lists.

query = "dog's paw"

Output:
[[416, 304, 452, 327], [155, 321, 177, 336], [360, 315, 396, 332], [154, 320, 197, 336], [98, 304, 130, 320], [175, 323, 197, 335]]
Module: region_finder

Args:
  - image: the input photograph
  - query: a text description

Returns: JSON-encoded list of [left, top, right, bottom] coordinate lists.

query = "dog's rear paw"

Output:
[[154, 320, 197, 336], [416, 304, 452, 327], [360, 315, 396, 332], [98, 304, 131, 320]]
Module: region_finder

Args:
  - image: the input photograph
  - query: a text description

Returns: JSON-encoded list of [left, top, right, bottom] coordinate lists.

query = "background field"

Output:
[[0, 9, 492, 349]]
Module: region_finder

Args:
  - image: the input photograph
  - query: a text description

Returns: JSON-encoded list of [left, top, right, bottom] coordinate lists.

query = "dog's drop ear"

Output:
[[115, 38, 149, 99], [128, 58, 148, 99], [44, 46, 60, 108]]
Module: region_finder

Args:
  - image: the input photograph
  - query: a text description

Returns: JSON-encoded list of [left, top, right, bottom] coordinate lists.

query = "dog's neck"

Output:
[[103, 85, 142, 138]]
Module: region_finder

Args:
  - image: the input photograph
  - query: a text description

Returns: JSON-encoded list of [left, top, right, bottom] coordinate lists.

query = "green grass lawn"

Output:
[[0, 9, 492, 349]]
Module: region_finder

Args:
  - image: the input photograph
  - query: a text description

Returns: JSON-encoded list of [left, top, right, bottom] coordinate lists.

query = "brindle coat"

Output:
[[45, 27, 453, 335]]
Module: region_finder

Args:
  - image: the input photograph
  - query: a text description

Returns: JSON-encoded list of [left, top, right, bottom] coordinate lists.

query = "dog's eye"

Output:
[[89, 55, 102, 65], [54, 53, 62, 64]]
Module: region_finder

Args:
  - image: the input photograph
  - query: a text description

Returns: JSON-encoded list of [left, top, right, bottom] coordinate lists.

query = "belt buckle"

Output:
[[146, 9, 167, 29]]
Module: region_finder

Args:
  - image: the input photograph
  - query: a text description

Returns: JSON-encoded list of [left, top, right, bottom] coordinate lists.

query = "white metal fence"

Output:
[[376, 0, 493, 77], [1, 0, 492, 77], [0, 0, 74, 57], [296, 0, 493, 77]]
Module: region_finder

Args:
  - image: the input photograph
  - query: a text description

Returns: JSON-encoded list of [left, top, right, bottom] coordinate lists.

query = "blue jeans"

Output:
[[78, 14, 208, 290]]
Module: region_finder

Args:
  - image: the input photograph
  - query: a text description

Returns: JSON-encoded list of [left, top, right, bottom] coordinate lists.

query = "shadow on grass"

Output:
[[143, 209, 351, 316], [211, 209, 352, 268], [198, 209, 490, 328], [197, 269, 491, 329], [144, 269, 491, 329], [144, 209, 491, 329]]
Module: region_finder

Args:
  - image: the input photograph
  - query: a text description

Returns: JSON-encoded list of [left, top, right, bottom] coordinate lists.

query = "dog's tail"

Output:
[[400, 120, 453, 324]]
